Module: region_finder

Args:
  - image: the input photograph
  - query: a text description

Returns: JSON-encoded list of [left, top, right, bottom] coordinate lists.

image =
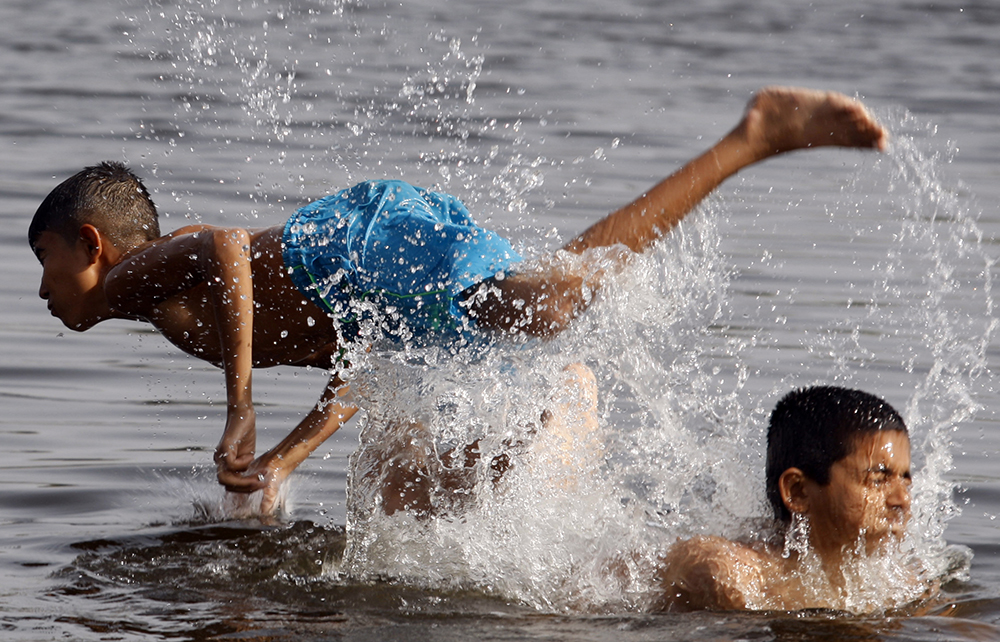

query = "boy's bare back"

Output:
[[107, 225, 341, 370]]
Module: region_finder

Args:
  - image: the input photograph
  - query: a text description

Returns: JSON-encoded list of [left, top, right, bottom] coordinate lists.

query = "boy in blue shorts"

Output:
[[29, 87, 887, 514]]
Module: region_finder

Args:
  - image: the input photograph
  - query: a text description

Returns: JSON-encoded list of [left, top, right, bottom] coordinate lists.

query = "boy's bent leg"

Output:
[[375, 422, 482, 517], [529, 363, 604, 489], [365, 364, 601, 515]]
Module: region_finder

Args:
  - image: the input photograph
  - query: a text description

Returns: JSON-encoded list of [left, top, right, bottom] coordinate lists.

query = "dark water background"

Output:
[[2, 0, 1000, 639]]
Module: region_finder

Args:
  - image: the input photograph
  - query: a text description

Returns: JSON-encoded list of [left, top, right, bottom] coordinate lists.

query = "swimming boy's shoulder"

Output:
[[656, 535, 774, 611], [104, 223, 284, 314], [114, 223, 283, 263]]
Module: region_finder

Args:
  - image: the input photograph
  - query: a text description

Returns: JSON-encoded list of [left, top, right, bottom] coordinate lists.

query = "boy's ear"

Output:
[[778, 467, 811, 515], [78, 224, 104, 264]]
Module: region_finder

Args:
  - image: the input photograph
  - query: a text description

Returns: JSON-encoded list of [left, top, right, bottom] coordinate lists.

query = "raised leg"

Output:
[[466, 87, 887, 337], [564, 87, 887, 254]]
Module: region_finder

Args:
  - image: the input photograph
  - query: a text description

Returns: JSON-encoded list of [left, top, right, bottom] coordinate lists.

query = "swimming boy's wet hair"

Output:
[[28, 161, 159, 252], [765, 385, 907, 522]]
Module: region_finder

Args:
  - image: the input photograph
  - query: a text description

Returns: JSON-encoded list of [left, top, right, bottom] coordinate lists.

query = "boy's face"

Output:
[[33, 230, 106, 331], [804, 430, 912, 556]]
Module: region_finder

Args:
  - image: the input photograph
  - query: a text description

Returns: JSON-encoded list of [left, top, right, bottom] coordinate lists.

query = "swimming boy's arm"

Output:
[[233, 376, 359, 513], [105, 225, 258, 481]]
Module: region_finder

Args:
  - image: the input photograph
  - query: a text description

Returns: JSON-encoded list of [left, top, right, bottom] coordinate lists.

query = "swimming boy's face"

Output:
[[33, 230, 106, 331], [804, 430, 912, 556]]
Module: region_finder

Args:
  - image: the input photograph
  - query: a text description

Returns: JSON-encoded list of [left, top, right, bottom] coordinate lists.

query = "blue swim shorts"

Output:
[[281, 180, 523, 346]]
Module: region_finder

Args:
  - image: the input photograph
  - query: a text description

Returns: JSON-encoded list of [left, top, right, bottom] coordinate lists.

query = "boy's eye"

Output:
[[865, 466, 890, 485]]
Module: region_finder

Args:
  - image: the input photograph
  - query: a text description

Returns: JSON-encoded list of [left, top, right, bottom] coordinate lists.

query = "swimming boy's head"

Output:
[[29, 162, 159, 331], [766, 386, 912, 556], [28, 161, 159, 253]]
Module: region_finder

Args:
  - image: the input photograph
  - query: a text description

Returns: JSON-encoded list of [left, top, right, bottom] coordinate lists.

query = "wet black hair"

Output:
[[28, 161, 160, 252], [765, 385, 908, 522]]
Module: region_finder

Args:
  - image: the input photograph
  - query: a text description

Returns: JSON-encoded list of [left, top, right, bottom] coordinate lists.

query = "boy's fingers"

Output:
[[260, 490, 276, 514], [220, 478, 265, 493], [214, 451, 254, 472], [216, 466, 266, 492]]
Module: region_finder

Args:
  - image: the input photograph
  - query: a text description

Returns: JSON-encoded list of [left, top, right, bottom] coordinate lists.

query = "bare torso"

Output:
[[140, 226, 341, 370]]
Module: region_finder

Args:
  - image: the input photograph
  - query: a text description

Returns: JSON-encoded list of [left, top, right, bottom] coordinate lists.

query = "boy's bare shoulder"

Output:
[[106, 223, 282, 317], [655, 535, 773, 611]]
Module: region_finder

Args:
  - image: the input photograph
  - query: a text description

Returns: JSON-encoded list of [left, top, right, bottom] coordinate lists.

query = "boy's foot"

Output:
[[740, 86, 888, 159]]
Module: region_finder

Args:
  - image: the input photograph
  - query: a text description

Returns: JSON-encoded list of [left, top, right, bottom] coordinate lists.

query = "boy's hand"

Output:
[[215, 404, 258, 489], [243, 452, 289, 514], [221, 450, 287, 515]]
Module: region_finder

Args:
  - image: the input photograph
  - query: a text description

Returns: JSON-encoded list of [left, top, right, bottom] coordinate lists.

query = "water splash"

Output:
[[130, 0, 549, 221], [337, 110, 988, 613], [123, 0, 988, 615]]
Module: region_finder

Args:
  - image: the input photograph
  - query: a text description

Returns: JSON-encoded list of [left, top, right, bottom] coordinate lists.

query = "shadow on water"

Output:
[[57, 520, 530, 640], [50, 520, 1000, 641]]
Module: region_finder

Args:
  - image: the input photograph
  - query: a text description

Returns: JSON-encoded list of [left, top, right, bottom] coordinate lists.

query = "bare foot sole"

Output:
[[741, 86, 888, 157]]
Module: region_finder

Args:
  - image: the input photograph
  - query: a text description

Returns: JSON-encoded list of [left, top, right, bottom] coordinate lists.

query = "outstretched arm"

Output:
[[467, 87, 888, 337], [105, 225, 258, 480], [222, 376, 358, 514], [207, 229, 257, 480]]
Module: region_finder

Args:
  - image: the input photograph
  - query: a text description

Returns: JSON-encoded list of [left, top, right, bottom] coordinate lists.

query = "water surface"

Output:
[[2, 0, 1000, 639]]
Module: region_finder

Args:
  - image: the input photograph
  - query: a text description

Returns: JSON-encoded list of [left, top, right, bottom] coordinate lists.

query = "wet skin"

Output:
[[35, 227, 339, 367], [123, 227, 342, 369], [799, 430, 912, 558], [658, 430, 914, 611], [35, 223, 355, 507]]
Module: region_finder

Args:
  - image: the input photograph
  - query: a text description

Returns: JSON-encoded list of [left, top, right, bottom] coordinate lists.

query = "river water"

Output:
[[3, 0, 1000, 639]]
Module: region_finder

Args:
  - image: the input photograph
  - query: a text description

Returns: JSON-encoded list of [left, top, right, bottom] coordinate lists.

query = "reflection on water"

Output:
[[58, 519, 995, 641]]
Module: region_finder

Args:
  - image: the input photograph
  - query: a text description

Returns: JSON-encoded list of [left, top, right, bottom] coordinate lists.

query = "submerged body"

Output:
[[658, 430, 915, 611]]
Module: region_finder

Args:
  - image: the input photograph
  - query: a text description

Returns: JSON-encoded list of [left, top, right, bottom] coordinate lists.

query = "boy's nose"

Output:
[[887, 479, 911, 510], [38, 280, 49, 300]]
